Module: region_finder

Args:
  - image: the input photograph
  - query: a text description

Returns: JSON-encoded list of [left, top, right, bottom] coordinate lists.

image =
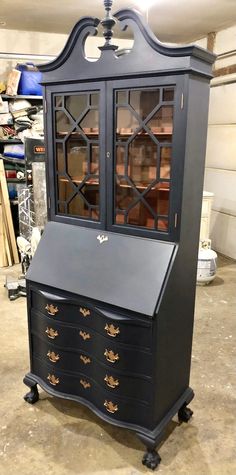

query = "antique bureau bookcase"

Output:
[[23, 1, 215, 470]]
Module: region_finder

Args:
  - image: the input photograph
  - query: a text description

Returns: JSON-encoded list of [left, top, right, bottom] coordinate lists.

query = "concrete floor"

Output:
[[0, 256, 235, 475]]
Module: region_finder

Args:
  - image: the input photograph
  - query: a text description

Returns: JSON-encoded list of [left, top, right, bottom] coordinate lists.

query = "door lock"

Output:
[[106, 151, 110, 158]]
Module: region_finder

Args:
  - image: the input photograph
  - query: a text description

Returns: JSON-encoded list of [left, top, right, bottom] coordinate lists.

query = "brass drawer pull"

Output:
[[45, 304, 58, 316], [47, 373, 60, 386], [45, 327, 58, 339], [104, 375, 119, 389], [79, 330, 91, 341], [104, 349, 119, 363], [79, 307, 90, 317], [47, 350, 60, 363], [80, 355, 91, 365], [105, 323, 120, 338], [104, 400, 118, 414], [80, 379, 91, 389]]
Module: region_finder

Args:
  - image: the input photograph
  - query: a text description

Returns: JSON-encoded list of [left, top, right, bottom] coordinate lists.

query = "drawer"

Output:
[[30, 288, 151, 349], [31, 311, 152, 377], [32, 335, 152, 404], [32, 356, 151, 428]]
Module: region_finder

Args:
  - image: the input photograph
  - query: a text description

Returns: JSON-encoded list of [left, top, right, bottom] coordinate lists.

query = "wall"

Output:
[[0, 28, 133, 83], [204, 24, 236, 259]]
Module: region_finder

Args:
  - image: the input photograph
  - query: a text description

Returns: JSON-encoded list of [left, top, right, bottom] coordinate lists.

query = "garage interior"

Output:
[[0, 1, 236, 474]]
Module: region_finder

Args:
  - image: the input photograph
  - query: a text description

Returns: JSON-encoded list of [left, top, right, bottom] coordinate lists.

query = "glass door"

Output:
[[47, 82, 106, 228], [106, 77, 183, 240]]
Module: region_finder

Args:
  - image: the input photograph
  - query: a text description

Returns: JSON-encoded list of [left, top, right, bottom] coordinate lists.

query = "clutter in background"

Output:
[[197, 239, 217, 285]]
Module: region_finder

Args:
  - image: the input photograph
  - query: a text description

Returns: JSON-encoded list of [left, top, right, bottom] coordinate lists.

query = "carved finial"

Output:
[[99, 0, 118, 51]]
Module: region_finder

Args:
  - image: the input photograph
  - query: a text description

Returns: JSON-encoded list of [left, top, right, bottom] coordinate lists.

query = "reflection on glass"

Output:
[[55, 96, 63, 107], [68, 194, 89, 217], [81, 177, 99, 207], [128, 133, 157, 185], [65, 94, 87, 120], [116, 145, 126, 175], [115, 87, 173, 232], [116, 108, 139, 135], [117, 90, 127, 104], [54, 91, 100, 221], [147, 106, 173, 135], [56, 111, 72, 138], [163, 88, 174, 101], [66, 137, 87, 182], [127, 202, 155, 228], [56, 143, 64, 174], [57, 176, 74, 202], [91, 145, 99, 174], [130, 89, 160, 120], [160, 147, 171, 179], [80, 109, 99, 135], [116, 177, 137, 210]]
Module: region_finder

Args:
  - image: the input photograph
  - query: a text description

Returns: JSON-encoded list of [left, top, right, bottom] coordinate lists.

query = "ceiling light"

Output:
[[0, 20, 6, 27], [135, 0, 157, 10]]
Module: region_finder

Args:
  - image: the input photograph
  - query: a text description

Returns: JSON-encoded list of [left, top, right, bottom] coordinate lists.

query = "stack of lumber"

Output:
[[0, 159, 19, 266]]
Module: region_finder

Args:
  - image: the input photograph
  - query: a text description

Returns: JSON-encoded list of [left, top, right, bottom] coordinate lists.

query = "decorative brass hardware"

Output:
[[104, 349, 119, 363], [47, 350, 60, 363], [47, 373, 60, 386], [104, 400, 118, 414], [79, 330, 91, 341], [97, 234, 108, 244], [80, 379, 91, 389], [79, 307, 90, 317], [105, 323, 120, 338], [45, 304, 59, 316], [80, 355, 91, 365], [45, 327, 58, 339], [104, 375, 119, 389]]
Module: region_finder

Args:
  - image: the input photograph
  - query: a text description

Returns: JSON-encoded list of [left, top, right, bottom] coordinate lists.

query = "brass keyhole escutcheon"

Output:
[[105, 323, 120, 338], [104, 375, 119, 389], [104, 349, 119, 363], [45, 304, 58, 316], [104, 400, 118, 414], [47, 350, 60, 363], [47, 374, 60, 386], [45, 327, 59, 339]]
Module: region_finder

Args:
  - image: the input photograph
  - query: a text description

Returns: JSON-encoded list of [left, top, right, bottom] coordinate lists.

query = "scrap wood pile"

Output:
[[0, 159, 19, 266]]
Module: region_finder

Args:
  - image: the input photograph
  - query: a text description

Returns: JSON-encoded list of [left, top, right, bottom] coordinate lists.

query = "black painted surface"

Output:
[[27, 222, 176, 316], [31, 288, 152, 349], [32, 356, 151, 427], [31, 335, 152, 404], [30, 310, 152, 376]]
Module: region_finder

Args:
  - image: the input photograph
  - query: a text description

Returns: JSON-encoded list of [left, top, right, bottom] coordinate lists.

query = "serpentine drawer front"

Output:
[[30, 311, 152, 376], [32, 357, 151, 427], [31, 335, 152, 403], [31, 289, 152, 350]]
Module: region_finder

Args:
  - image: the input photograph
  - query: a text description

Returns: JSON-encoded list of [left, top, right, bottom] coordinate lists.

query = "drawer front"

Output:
[[32, 335, 152, 404], [31, 311, 152, 376], [31, 288, 151, 349], [32, 356, 151, 428]]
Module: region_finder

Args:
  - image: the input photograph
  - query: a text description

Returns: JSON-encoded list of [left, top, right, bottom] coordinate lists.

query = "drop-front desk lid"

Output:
[[27, 222, 176, 317]]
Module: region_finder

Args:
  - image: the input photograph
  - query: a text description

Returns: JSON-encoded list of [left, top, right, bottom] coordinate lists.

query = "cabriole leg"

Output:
[[23, 375, 39, 404], [178, 402, 193, 423], [142, 449, 161, 470]]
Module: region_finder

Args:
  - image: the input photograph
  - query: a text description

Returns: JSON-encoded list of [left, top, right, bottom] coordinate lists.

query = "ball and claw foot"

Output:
[[24, 385, 39, 404], [178, 404, 193, 423], [142, 450, 161, 470]]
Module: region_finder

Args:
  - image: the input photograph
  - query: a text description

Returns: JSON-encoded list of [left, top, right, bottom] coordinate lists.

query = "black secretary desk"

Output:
[[23, 1, 215, 470]]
